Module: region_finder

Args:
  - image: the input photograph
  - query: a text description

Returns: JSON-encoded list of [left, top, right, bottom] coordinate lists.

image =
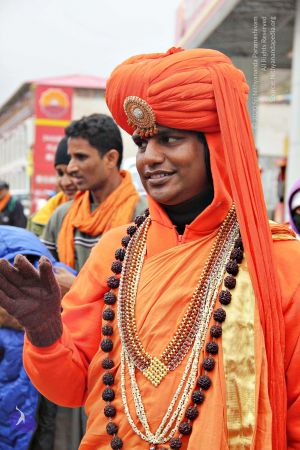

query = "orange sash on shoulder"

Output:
[[0, 193, 11, 212]]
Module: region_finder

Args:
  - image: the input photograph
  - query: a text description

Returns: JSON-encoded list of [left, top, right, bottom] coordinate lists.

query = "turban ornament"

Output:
[[123, 96, 158, 137]]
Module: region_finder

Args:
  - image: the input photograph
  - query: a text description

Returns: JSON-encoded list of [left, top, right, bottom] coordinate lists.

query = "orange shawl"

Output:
[[106, 48, 287, 449], [0, 193, 11, 212], [57, 170, 139, 268]]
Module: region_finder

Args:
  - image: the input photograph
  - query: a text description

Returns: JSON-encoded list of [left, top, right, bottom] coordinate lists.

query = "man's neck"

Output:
[[90, 172, 122, 205], [161, 185, 214, 234]]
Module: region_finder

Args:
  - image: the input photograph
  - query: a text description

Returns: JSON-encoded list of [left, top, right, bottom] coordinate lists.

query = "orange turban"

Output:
[[106, 47, 286, 450]]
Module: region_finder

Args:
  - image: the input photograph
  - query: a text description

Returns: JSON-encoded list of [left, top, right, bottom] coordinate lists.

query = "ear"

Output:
[[104, 149, 120, 169]]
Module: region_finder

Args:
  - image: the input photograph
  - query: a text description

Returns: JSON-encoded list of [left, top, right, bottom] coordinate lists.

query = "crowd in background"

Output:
[[0, 113, 146, 450]]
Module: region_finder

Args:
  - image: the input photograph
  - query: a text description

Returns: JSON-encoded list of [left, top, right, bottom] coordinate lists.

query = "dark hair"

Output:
[[0, 180, 9, 190], [197, 132, 213, 186], [54, 137, 70, 167], [65, 114, 123, 168]]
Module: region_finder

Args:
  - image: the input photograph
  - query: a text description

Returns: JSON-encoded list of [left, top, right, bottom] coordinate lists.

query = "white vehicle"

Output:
[[122, 157, 145, 196]]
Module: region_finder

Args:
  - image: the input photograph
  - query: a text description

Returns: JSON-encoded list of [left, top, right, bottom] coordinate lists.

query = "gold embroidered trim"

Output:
[[271, 233, 296, 241], [222, 258, 256, 448]]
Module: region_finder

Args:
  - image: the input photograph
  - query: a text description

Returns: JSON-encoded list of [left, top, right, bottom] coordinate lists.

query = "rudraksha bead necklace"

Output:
[[100, 213, 148, 450], [100, 206, 244, 449]]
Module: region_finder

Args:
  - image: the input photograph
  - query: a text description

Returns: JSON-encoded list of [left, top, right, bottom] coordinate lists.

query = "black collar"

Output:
[[160, 185, 214, 235]]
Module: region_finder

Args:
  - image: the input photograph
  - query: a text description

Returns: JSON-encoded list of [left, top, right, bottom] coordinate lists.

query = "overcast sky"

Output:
[[0, 0, 179, 107]]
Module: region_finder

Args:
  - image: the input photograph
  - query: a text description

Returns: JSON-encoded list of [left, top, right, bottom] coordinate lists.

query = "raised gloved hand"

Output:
[[0, 255, 62, 347]]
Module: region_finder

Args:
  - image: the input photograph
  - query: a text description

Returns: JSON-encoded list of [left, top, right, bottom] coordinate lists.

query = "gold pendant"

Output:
[[143, 357, 168, 387]]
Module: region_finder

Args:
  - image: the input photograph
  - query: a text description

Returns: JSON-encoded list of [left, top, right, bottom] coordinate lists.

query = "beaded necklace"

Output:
[[100, 205, 244, 450]]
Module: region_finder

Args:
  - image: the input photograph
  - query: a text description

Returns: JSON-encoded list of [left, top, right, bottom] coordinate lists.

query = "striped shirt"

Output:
[[41, 196, 147, 272]]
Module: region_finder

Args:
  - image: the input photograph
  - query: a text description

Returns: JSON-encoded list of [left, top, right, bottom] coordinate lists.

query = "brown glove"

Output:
[[0, 255, 62, 347]]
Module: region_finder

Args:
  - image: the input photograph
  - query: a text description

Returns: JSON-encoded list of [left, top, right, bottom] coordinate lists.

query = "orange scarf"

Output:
[[0, 193, 11, 212], [57, 170, 139, 268], [106, 48, 287, 449]]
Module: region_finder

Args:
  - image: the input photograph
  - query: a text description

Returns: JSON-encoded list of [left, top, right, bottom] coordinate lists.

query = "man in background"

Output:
[[28, 136, 77, 238], [0, 181, 27, 228], [41, 113, 147, 272]]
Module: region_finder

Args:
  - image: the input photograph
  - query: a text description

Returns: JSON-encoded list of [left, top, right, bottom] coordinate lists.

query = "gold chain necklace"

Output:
[[117, 205, 237, 386]]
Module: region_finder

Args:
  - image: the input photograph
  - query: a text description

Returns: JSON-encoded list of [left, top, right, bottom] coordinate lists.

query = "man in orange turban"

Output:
[[0, 48, 299, 450]]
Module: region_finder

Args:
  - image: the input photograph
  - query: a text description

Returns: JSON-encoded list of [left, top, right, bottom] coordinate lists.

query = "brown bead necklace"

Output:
[[99, 206, 244, 450]]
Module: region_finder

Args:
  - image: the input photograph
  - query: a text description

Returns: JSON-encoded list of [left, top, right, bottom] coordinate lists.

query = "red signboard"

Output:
[[32, 85, 73, 212]]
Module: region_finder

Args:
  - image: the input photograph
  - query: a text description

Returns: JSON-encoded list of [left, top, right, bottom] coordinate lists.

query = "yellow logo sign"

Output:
[[39, 88, 70, 119]]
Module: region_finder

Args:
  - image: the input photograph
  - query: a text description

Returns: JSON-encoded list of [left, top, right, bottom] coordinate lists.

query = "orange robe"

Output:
[[23, 197, 300, 449], [106, 49, 291, 448]]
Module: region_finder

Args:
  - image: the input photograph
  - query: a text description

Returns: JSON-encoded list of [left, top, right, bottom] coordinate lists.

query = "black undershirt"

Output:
[[160, 185, 214, 235]]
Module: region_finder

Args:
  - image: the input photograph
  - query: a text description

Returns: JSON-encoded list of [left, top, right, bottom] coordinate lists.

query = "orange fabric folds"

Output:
[[106, 48, 286, 449], [57, 170, 139, 268], [0, 193, 11, 212]]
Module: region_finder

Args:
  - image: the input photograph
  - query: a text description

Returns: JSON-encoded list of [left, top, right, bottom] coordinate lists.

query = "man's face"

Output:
[[55, 164, 77, 200], [67, 137, 109, 192], [134, 126, 210, 205]]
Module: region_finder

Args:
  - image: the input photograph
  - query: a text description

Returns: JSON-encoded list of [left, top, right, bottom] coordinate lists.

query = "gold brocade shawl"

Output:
[[223, 228, 296, 449], [223, 257, 272, 450]]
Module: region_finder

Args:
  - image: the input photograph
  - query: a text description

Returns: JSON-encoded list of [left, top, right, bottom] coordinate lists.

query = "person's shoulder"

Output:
[[269, 222, 300, 308], [270, 220, 300, 260], [85, 224, 129, 276], [91, 223, 131, 259], [27, 218, 44, 237], [8, 196, 20, 209], [43, 200, 73, 241], [47, 200, 73, 224], [10, 196, 20, 204], [269, 220, 296, 240], [95, 224, 130, 252], [52, 199, 73, 216], [272, 236, 300, 266]]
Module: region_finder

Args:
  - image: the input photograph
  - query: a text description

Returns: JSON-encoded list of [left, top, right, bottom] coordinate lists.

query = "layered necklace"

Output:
[[99, 205, 244, 450]]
